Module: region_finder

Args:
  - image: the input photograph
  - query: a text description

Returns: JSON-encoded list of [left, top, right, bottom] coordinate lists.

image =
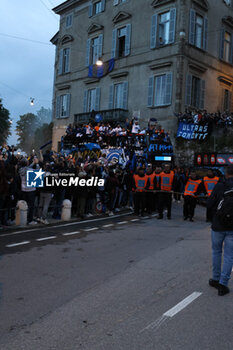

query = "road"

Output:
[[0, 203, 232, 350]]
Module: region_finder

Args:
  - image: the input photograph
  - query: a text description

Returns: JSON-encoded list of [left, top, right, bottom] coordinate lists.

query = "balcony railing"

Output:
[[74, 108, 129, 125]]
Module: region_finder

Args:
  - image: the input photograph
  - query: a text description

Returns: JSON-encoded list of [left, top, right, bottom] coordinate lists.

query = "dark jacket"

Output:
[[206, 177, 233, 231]]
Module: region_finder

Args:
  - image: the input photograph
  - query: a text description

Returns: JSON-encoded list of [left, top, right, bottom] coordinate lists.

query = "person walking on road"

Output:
[[157, 164, 174, 220], [207, 165, 233, 296], [183, 171, 202, 222]]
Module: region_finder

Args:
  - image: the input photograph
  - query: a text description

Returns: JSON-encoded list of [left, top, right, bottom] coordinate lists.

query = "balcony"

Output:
[[74, 108, 129, 125]]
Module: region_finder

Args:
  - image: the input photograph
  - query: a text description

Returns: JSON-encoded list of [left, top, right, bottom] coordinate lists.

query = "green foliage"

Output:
[[0, 99, 11, 144], [33, 122, 53, 152], [16, 113, 39, 153]]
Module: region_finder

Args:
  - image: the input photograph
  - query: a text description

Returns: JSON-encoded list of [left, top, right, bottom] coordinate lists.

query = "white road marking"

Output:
[[36, 236, 56, 242], [151, 214, 158, 217], [143, 216, 149, 219], [163, 292, 202, 317], [102, 224, 114, 228], [117, 221, 128, 225], [131, 218, 139, 222], [6, 241, 30, 248], [140, 291, 202, 333], [1, 213, 132, 238], [83, 227, 98, 232], [63, 231, 80, 236]]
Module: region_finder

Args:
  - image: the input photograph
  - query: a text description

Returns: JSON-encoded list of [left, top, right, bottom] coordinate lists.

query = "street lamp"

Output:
[[96, 58, 103, 66], [30, 97, 35, 106]]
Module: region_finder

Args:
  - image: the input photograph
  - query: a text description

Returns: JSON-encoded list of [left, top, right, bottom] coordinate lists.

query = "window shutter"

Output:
[[219, 29, 225, 60], [86, 39, 91, 67], [65, 48, 70, 73], [113, 0, 119, 5], [101, 0, 106, 12], [148, 77, 154, 107], [150, 14, 157, 49], [185, 74, 192, 106], [125, 24, 131, 56], [230, 33, 233, 64], [56, 96, 61, 118], [169, 8, 176, 44], [111, 29, 117, 58], [66, 94, 71, 117], [229, 91, 232, 112], [189, 9, 196, 45], [109, 85, 114, 109], [83, 90, 88, 113], [95, 88, 101, 111], [203, 17, 208, 51], [164, 73, 173, 105], [123, 82, 128, 109], [98, 34, 103, 58], [200, 79, 205, 109], [58, 49, 63, 75], [88, 3, 93, 17]]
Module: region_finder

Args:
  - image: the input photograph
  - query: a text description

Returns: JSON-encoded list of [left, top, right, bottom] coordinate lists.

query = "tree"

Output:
[[16, 113, 40, 154], [0, 99, 11, 145], [36, 107, 52, 125], [33, 122, 53, 152]]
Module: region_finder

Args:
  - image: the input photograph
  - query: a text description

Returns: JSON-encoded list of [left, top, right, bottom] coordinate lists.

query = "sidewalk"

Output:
[[0, 208, 133, 233]]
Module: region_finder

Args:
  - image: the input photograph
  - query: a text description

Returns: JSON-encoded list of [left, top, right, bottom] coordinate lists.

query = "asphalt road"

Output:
[[0, 204, 232, 350]]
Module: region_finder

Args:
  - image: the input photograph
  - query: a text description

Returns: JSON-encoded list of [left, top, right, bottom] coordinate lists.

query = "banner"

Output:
[[177, 122, 209, 140], [104, 148, 126, 166], [88, 58, 115, 78]]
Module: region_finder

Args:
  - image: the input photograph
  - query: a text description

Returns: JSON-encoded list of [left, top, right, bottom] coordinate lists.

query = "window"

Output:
[[92, 37, 100, 64], [58, 48, 70, 75], [88, 89, 97, 112], [86, 35, 103, 66], [224, 31, 231, 62], [66, 14, 73, 28], [223, 89, 231, 111], [189, 9, 208, 51], [114, 0, 126, 5], [114, 83, 125, 108], [185, 74, 205, 109], [109, 82, 128, 109], [89, 0, 105, 17], [118, 27, 127, 57], [150, 9, 176, 49], [158, 12, 170, 45], [94, 1, 102, 15], [83, 88, 100, 112], [195, 15, 203, 49], [56, 94, 71, 118], [148, 73, 173, 107]]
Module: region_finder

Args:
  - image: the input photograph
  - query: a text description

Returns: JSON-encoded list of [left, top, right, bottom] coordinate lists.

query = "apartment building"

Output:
[[51, 0, 233, 150]]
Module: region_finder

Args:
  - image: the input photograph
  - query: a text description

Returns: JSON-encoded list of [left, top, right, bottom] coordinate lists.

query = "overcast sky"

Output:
[[0, 0, 63, 144]]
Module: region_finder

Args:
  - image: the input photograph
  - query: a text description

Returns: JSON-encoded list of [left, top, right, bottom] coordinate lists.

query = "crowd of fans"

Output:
[[176, 110, 233, 127], [0, 142, 191, 228], [63, 118, 171, 148]]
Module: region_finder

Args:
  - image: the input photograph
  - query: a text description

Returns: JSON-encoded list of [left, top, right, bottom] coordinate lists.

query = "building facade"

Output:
[[51, 0, 233, 150]]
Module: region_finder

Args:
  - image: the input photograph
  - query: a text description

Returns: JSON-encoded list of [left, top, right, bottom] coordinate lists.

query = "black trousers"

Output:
[[206, 207, 213, 222], [134, 192, 146, 215], [183, 196, 197, 219], [146, 192, 154, 213], [158, 192, 172, 218]]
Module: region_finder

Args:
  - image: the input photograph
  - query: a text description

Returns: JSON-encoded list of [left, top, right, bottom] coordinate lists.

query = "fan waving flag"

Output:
[[88, 58, 115, 78]]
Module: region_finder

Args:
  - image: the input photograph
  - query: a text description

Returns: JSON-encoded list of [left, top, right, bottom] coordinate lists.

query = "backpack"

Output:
[[216, 187, 233, 229]]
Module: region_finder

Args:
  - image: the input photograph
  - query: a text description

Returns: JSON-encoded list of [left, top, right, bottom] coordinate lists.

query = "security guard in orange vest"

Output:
[[145, 166, 157, 214], [183, 171, 202, 222], [132, 167, 149, 216], [203, 169, 220, 222], [158, 164, 174, 219]]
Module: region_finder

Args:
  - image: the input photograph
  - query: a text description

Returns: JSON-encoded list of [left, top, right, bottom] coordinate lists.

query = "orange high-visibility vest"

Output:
[[133, 175, 147, 192], [184, 179, 202, 197], [146, 173, 156, 190], [203, 176, 219, 196], [160, 172, 174, 192], [155, 174, 161, 189]]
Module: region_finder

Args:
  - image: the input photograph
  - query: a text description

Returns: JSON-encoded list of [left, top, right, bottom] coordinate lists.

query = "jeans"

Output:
[[211, 230, 233, 286], [37, 192, 53, 219]]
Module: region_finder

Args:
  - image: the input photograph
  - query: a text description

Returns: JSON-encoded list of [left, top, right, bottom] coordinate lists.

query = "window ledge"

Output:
[[219, 58, 233, 67], [187, 44, 207, 54], [149, 62, 172, 70], [57, 116, 70, 119], [148, 104, 171, 109], [110, 71, 128, 79]]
